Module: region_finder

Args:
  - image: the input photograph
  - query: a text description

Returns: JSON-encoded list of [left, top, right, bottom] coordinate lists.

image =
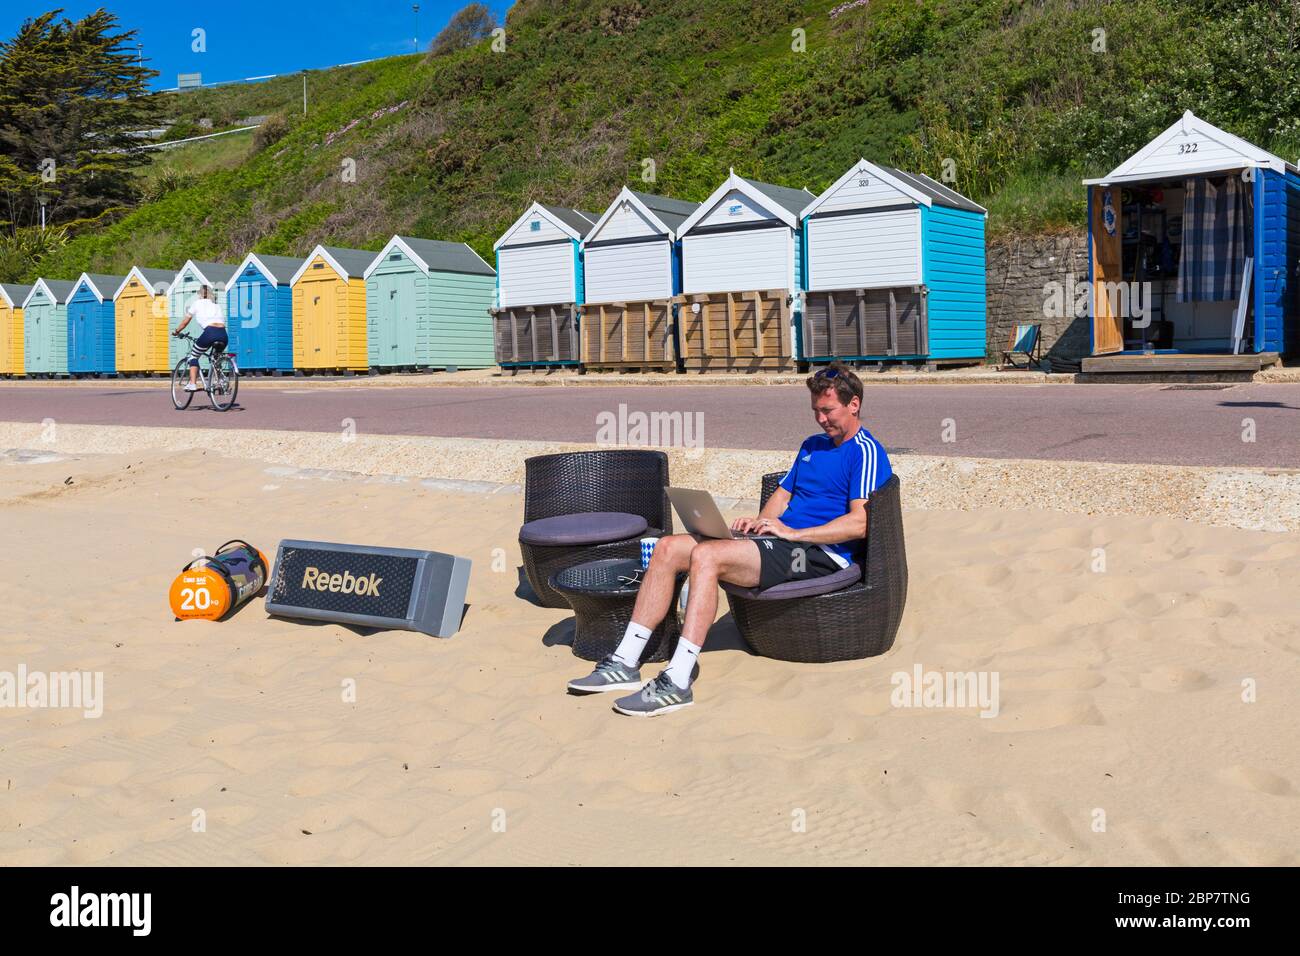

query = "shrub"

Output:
[[253, 112, 291, 151], [428, 3, 497, 57]]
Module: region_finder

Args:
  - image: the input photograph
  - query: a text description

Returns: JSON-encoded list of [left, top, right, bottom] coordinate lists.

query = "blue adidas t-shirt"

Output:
[[777, 426, 893, 567]]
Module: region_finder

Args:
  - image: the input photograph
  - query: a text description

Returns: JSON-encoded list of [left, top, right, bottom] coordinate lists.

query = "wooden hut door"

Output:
[[1091, 186, 1124, 354]]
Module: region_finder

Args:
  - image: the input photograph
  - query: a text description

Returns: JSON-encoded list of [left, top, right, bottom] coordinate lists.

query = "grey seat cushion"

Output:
[[721, 563, 862, 601], [519, 511, 648, 547]]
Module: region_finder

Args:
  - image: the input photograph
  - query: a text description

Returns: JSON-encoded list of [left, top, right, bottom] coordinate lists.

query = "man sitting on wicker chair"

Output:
[[568, 360, 893, 716]]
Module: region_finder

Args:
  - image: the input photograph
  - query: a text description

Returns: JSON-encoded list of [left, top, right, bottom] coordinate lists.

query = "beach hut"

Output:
[[22, 279, 74, 377], [363, 236, 496, 371], [225, 253, 304, 373], [0, 284, 30, 377], [67, 273, 125, 377], [799, 159, 988, 366], [491, 203, 597, 370], [288, 245, 373, 372], [579, 189, 699, 371], [1081, 110, 1300, 371], [114, 268, 174, 374], [674, 170, 812, 372], [167, 260, 236, 370]]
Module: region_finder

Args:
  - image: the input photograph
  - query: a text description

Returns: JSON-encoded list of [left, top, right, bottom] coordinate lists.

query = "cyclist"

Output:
[[172, 284, 226, 392]]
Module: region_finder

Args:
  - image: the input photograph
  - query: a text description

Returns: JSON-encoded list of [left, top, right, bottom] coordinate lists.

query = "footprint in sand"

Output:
[[1137, 666, 1212, 693], [56, 760, 135, 787], [1217, 765, 1292, 797], [187, 722, 265, 748], [984, 695, 1105, 733], [119, 713, 180, 738], [1018, 670, 1106, 692]]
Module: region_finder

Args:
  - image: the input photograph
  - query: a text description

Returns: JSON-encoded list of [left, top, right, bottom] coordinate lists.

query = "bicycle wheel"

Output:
[[171, 357, 194, 410], [208, 354, 239, 411]]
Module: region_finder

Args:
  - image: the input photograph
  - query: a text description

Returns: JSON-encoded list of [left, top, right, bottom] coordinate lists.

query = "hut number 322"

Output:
[[1179, 142, 1199, 154]]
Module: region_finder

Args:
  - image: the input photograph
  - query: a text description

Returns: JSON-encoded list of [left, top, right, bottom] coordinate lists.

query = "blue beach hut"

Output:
[[225, 253, 304, 372], [67, 273, 125, 376], [1082, 111, 1300, 370], [798, 159, 987, 366]]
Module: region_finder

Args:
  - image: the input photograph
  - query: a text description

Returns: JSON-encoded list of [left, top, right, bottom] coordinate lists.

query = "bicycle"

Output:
[[171, 331, 240, 412]]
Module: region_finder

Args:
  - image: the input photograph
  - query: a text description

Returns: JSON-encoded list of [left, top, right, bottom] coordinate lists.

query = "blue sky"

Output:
[[4, 2, 507, 89]]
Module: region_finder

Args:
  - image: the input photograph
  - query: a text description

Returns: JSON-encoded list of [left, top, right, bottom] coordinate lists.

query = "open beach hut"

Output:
[[491, 203, 597, 370], [0, 284, 30, 377], [22, 279, 74, 377], [289, 245, 372, 372], [67, 273, 125, 376], [674, 170, 812, 371], [167, 261, 237, 370], [114, 267, 175, 374], [1081, 110, 1300, 370], [225, 253, 303, 373], [363, 236, 496, 371], [799, 159, 987, 366], [579, 189, 699, 371]]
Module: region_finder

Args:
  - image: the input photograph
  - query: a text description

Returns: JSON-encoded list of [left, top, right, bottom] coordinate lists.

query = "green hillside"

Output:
[[23, 0, 1300, 281]]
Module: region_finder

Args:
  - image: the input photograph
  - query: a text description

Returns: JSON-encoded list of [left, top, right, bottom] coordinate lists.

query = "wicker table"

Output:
[[549, 558, 683, 662]]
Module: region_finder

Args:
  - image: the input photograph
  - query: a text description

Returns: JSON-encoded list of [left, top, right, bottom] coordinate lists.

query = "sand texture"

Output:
[[1, 446, 1296, 865]]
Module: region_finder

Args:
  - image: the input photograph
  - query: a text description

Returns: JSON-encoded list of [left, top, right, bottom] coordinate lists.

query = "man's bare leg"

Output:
[[608, 538, 764, 713], [567, 534, 698, 693], [627, 533, 696, 631], [678, 539, 761, 649]]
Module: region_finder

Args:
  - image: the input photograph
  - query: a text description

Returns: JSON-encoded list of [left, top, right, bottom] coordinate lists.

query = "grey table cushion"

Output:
[[519, 511, 649, 547], [721, 563, 862, 601]]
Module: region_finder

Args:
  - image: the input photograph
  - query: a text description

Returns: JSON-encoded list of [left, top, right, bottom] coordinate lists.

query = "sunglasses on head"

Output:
[[814, 367, 840, 379]]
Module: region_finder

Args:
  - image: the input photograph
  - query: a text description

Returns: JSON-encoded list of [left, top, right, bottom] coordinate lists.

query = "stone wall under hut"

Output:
[[985, 232, 1091, 366]]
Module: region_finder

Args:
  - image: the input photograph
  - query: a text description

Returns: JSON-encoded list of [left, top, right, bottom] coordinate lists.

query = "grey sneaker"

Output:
[[567, 655, 642, 694], [613, 672, 693, 717]]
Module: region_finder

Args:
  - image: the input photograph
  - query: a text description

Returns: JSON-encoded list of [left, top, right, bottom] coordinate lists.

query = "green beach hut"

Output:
[[22, 279, 76, 377], [168, 260, 237, 369], [363, 236, 496, 371]]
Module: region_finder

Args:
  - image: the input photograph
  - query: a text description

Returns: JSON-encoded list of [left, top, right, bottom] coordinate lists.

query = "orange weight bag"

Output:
[[168, 539, 270, 621]]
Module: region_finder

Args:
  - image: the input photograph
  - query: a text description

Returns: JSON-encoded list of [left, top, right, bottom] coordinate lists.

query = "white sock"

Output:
[[664, 639, 701, 689], [612, 622, 652, 668]]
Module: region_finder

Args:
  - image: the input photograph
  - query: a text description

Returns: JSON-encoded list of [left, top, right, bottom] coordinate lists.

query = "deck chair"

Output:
[[1002, 323, 1042, 368]]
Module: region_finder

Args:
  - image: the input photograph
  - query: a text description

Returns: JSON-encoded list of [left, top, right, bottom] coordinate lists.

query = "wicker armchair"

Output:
[[724, 472, 907, 662], [519, 450, 673, 608]]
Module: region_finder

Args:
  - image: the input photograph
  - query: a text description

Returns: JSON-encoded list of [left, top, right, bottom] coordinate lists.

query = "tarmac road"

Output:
[[2, 381, 1298, 468]]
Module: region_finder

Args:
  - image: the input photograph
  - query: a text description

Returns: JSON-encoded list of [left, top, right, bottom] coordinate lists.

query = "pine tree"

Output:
[[0, 8, 159, 234]]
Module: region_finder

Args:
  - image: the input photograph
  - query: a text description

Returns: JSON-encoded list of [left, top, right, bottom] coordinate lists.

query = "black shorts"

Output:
[[753, 537, 843, 590]]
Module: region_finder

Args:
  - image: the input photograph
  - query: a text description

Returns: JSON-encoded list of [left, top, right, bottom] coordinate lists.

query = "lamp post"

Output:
[[413, 4, 420, 52]]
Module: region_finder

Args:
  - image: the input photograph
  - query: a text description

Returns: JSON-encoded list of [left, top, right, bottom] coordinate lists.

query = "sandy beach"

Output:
[[1, 436, 1297, 866]]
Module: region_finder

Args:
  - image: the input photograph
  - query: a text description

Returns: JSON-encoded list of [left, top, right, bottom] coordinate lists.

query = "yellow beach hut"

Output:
[[0, 283, 31, 377], [289, 245, 373, 372], [115, 267, 175, 374]]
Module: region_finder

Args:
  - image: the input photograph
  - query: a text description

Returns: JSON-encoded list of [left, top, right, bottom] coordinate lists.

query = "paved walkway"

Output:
[[2, 382, 1298, 467]]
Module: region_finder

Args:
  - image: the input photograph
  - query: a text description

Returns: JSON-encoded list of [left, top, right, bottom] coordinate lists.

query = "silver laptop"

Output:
[[666, 486, 775, 540]]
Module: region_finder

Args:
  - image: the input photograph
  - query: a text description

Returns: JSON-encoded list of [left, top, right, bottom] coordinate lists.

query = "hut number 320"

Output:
[[180, 587, 214, 610]]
